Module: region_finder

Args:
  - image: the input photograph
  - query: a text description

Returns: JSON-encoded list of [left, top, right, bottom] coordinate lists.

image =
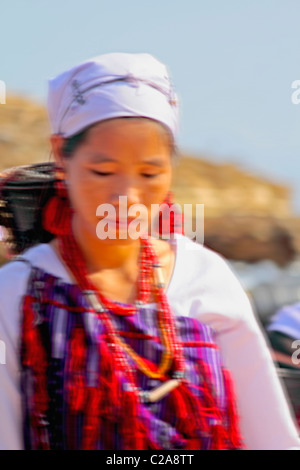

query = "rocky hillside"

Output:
[[172, 154, 291, 218], [0, 94, 298, 266], [172, 155, 297, 266], [0, 95, 50, 169]]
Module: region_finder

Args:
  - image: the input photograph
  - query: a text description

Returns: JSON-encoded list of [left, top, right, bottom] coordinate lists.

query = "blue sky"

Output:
[[1, 0, 300, 212]]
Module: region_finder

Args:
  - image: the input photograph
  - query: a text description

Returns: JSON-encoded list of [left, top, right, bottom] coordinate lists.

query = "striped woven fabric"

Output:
[[20, 264, 241, 450]]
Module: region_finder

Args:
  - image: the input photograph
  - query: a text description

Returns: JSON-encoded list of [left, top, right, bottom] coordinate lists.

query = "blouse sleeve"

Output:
[[198, 248, 300, 450], [169, 236, 300, 450], [214, 296, 300, 450], [0, 259, 31, 450]]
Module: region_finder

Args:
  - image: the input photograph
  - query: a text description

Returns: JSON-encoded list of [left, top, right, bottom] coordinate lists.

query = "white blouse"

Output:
[[0, 234, 299, 450]]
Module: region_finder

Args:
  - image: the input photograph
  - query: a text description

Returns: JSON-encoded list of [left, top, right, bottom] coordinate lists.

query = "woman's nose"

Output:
[[110, 177, 140, 206]]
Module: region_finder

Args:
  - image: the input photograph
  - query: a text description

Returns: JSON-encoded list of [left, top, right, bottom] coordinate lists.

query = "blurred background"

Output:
[[1, 0, 300, 329]]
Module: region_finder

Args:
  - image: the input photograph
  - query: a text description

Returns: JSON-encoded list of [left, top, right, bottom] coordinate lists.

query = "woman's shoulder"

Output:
[[173, 234, 239, 283], [3, 242, 73, 284], [0, 242, 71, 295], [169, 234, 254, 327], [0, 244, 43, 296]]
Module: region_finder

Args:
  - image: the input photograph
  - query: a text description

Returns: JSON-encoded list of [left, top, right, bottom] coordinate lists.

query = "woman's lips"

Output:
[[100, 218, 136, 228]]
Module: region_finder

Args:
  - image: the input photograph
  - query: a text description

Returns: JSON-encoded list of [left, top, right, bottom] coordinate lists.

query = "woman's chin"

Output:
[[95, 229, 147, 245]]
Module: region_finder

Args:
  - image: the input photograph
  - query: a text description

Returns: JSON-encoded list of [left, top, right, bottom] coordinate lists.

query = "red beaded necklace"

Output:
[[57, 228, 185, 382]]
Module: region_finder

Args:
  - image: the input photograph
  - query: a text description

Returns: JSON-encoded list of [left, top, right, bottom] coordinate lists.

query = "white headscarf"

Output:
[[47, 52, 179, 141]]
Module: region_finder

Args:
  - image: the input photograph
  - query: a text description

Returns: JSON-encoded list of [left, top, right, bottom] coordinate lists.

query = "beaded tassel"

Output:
[[42, 178, 73, 236], [81, 386, 102, 450], [196, 359, 242, 450], [222, 368, 244, 449], [21, 295, 50, 450], [66, 327, 87, 413]]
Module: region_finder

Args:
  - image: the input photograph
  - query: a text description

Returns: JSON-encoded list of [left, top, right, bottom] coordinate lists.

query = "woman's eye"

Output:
[[141, 173, 158, 178], [91, 169, 113, 176]]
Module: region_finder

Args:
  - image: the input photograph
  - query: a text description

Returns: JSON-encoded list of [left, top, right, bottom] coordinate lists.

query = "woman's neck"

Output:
[[50, 214, 176, 302], [71, 213, 142, 274]]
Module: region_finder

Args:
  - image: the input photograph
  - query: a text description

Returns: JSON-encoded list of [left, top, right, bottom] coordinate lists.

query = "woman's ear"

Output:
[[50, 134, 66, 169]]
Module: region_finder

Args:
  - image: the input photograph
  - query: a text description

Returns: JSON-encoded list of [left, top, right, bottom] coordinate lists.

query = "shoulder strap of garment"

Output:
[[13, 255, 33, 267], [12, 255, 45, 299]]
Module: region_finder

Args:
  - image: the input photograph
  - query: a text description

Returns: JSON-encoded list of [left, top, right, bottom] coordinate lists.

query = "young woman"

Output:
[[0, 52, 299, 450]]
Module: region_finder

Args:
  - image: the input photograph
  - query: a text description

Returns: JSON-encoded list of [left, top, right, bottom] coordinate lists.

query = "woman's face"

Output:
[[52, 118, 173, 242]]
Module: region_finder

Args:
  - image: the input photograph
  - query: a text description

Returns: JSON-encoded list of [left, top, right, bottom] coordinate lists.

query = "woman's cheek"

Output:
[[68, 178, 97, 222], [144, 178, 171, 204]]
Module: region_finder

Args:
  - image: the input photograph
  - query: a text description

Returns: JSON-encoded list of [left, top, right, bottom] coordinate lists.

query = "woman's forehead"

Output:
[[80, 118, 172, 150], [87, 117, 171, 137]]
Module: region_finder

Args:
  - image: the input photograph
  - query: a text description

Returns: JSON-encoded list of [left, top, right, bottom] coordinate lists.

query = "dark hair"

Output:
[[0, 163, 57, 255], [61, 118, 178, 159], [62, 127, 90, 158]]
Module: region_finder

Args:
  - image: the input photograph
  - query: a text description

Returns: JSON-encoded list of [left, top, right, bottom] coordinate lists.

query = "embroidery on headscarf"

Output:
[[71, 80, 86, 105]]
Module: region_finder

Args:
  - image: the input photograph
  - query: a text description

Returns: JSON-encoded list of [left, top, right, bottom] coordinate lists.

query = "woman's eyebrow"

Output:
[[142, 157, 165, 167], [87, 153, 116, 163], [86, 154, 165, 166]]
